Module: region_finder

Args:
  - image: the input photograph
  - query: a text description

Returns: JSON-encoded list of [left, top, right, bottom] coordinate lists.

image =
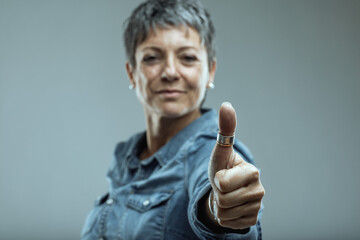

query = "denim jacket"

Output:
[[81, 109, 263, 240]]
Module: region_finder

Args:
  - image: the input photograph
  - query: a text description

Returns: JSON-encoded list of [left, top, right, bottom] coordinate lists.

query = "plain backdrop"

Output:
[[1, 0, 359, 239]]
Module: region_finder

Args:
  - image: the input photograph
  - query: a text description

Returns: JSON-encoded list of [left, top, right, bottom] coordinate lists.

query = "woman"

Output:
[[81, 0, 265, 239]]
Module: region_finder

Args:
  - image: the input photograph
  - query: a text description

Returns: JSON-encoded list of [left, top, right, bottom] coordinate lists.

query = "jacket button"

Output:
[[143, 199, 150, 206], [106, 198, 114, 205]]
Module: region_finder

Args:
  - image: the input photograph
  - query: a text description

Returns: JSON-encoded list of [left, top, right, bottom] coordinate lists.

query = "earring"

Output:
[[129, 84, 134, 90], [208, 82, 215, 89]]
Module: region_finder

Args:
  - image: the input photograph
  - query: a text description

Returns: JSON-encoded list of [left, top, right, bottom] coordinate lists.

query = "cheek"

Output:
[[188, 68, 209, 95], [183, 67, 206, 88], [135, 66, 162, 102], [135, 68, 156, 95], [138, 65, 161, 85]]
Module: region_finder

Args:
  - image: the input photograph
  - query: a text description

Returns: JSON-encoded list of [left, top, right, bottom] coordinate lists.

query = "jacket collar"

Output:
[[125, 108, 217, 168]]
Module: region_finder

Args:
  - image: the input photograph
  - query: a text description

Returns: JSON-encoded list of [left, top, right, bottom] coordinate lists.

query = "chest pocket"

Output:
[[126, 190, 174, 213]]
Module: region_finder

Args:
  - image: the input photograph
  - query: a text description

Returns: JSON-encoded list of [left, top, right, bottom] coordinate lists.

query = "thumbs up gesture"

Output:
[[207, 102, 265, 230]]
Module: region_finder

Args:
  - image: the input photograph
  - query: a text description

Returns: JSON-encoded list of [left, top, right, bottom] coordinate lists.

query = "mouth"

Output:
[[155, 89, 186, 98], [156, 89, 185, 93]]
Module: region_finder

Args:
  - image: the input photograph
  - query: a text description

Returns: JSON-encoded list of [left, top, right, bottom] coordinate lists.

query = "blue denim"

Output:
[[81, 109, 263, 240]]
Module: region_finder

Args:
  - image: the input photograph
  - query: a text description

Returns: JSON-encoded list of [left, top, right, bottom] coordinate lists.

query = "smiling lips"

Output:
[[156, 89, 185, 98]]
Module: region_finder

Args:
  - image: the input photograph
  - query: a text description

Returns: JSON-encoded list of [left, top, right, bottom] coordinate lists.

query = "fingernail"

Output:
[[222, 102, 232, 107]]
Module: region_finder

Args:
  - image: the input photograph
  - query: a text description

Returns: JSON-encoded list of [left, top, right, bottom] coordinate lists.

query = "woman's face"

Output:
[[126, 26, 216, 118]]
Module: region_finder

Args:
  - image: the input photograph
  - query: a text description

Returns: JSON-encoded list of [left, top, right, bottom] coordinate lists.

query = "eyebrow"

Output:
[[141, 46, 162, 52], [177, 46, 199, 52], [141, 46, 199, 53]]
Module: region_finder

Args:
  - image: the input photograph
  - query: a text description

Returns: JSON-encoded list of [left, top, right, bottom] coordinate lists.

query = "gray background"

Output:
[[1, 0, 359, 239]]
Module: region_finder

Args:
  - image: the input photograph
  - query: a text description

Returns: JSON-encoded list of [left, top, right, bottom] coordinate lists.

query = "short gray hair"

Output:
[[123, 0, 216, 68]]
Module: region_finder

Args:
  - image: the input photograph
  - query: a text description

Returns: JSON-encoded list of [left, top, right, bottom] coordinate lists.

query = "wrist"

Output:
[[199, 189, 221, 231], [199, 189, 251, 234]]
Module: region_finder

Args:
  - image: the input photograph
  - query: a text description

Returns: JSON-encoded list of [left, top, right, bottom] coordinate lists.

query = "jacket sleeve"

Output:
[[185, 132, 263, 240]]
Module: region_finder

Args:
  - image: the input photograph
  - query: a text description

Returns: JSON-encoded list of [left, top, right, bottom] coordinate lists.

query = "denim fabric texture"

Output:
[[81, 109, 263, 240]]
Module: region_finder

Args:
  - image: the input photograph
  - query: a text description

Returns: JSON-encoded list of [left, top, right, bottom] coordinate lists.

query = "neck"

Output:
[[140, 108, 201, 160]]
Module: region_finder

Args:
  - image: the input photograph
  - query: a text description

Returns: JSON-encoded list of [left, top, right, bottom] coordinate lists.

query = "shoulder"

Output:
[[184, 108, 219, 155], [183, 126, 217, 169], [109, 131, 144, 173], [185, 127, 255, 167], [189, 127, 217, 151], [106, 131, 145, 187], [114, 131, 145, 158]]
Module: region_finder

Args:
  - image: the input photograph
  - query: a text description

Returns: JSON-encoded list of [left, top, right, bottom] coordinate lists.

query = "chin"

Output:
[[160, 109, 188, 119], [157, 104, 197, 119]]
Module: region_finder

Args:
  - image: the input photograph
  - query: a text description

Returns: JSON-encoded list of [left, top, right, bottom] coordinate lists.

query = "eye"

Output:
[[143, 55, 158, 63], [181, 55, 198, 64]]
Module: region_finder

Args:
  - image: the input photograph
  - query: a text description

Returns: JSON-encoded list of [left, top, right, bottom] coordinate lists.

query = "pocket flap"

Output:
[[126, 190, 173, 213]]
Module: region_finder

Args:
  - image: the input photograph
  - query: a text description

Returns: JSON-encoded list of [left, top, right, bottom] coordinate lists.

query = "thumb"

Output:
[[219, 102, 237, 137], [209, 102, 237, 184]]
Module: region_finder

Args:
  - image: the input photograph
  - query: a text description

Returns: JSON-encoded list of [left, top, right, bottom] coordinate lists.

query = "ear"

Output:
[[207, 59, 217, 88], [126, 62, 136, 88]]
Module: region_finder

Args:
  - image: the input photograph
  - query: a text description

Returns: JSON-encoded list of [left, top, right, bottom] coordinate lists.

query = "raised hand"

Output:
[[207, 102, 265, 230]]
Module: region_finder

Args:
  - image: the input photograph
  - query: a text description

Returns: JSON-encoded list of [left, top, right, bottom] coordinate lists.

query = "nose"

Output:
[[161, 54, 179, 82]]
